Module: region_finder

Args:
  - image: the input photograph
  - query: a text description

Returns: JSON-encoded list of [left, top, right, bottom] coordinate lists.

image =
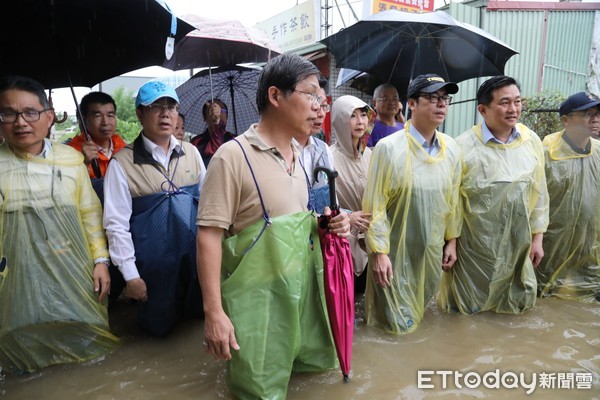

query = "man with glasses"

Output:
[[439, 75, 549, 315], [0, 75, 117, 373], [293, 76, 335, 214], [535, 92, 600, 302], [367, 83, 404, 147], [363, 74, 462, 334], [104, 81, 206, 337], [197, 53, 350, 399]]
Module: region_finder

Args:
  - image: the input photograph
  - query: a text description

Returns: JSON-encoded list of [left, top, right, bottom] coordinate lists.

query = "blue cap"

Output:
[[135, 81, 179, 108], [559, 92, 600, 116]]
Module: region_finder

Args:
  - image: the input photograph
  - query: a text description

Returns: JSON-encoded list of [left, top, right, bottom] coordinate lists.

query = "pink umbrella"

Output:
[[163, 14, 281, 70], [314, 166, 355, 382]]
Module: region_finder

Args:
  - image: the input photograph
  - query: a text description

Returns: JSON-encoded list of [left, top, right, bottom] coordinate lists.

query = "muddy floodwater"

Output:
[[1, 296, 598, 399]]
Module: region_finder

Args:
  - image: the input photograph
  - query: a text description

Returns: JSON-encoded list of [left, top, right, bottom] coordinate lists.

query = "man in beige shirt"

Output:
[[196, 53, 350, 399]]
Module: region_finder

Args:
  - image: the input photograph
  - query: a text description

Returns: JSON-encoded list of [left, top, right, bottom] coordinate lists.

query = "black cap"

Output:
[[559, 92, 600, 116], [407, 74, 459, 99]]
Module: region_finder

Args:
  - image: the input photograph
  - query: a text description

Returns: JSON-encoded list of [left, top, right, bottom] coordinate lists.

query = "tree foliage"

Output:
[[520, 91, 566, 140], [113, 86, 141, 143]]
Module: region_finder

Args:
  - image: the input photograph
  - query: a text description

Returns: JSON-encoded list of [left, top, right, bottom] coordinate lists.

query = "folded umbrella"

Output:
[[314, 166, 354, 382]]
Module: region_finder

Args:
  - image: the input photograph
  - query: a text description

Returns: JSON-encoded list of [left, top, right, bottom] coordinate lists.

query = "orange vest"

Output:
[[68, 134, 127, 178]]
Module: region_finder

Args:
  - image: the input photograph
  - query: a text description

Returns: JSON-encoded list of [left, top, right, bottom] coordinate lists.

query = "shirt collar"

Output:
[[245, 124, 275, 151], [39, 138, 52, 158], [561, 130, 591, 154], [292, 136, 315, 150], [408, 123, 441, 150], [141, 133, 181, 155], [482, 122, 521, 144], [98, 137, 115, 156]]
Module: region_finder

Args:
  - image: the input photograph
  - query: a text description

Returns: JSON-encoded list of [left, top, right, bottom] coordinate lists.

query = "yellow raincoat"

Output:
[[363, 121, 462, 334], [536, 131, 600, 302], [0, 143, 118, 373], [439, 124, 549, 315]]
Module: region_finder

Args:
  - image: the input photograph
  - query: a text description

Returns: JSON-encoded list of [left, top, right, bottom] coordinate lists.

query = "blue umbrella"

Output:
[[176, 65, 261, 136]]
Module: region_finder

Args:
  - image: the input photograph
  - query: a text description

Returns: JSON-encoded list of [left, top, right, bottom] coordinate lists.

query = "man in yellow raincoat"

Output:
[[439, 76, 549, 315], [536, 92, 600, 302], [196, 54, 350, 399], [363, 74, 462, 334], [0, 75, 117, 373]]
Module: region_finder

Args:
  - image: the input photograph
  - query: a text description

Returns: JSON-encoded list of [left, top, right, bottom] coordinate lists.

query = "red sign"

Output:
[[373, 0, 434, 14]]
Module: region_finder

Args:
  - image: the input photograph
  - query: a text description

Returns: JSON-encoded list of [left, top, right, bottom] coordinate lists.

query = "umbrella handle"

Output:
[[313, 166, 339, 211]]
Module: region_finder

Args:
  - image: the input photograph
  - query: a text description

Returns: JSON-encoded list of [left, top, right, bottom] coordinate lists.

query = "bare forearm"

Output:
[[196, 226, 225, 316]]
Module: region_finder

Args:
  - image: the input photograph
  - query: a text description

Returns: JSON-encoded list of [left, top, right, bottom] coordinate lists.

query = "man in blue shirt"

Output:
[[367, 83, 404, 147]]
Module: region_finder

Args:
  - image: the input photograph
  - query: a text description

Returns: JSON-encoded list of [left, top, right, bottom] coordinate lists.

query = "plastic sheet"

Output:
[[221, 212, 336, 399], [0, 144, 118, 373], [363, 122, 462, 334], [536, 131, 600, 302], [439, 124, 549, 314]]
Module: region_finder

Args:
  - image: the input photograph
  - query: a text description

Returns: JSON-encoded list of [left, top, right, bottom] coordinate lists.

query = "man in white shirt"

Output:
[[104, 81, 206, 337], [292, 76, 335, 213]]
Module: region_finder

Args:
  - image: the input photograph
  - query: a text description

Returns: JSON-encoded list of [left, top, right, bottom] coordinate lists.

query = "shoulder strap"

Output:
[[232, 139, 272, 254]]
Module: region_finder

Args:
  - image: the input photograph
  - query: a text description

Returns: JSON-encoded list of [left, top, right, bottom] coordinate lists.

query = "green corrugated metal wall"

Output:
[[486, 10, 546, 95], [543, 11, 594, 95], [443, 2, 595, 136], [442, 3, 479, 136]]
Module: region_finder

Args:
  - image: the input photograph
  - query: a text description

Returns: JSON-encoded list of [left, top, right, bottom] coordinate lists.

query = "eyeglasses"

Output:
[[376, 97, 400, 103], [419, 93, 452, 105], [570, 110, 599, 119], [320, 103, 331, 113], [145, 104, 179, 114], [293, 90, 323, 106], [0, 109, 51, 123]]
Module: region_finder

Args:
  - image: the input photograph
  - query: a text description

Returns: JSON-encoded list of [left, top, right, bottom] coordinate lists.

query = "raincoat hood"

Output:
[[332, 95, 374, 158]]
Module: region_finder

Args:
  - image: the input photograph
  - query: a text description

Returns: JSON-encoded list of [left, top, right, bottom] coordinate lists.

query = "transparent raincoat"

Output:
[[0, 144, 118, 373], [439, 124, 549, 314], [536, 131, 600, 302], [363, 121, 462, 334]]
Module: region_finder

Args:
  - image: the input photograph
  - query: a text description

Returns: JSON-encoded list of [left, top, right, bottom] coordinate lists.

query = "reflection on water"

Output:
[[1, 297, 598, 399]]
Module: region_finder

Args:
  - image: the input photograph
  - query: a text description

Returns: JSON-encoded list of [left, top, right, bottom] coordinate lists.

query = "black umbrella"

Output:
[[0, 0, 194, 89], [0, 0, 194, 178], [176, 65, 261, 136], [322, 10, 518, 94], [336, 68, 393, 96]]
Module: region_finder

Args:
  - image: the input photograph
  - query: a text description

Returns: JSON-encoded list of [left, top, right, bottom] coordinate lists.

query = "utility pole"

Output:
[[321, 0, 333, 39]]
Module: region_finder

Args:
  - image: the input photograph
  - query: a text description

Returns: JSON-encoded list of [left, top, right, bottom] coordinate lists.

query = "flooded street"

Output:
[[1, 296, 598, 399]]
